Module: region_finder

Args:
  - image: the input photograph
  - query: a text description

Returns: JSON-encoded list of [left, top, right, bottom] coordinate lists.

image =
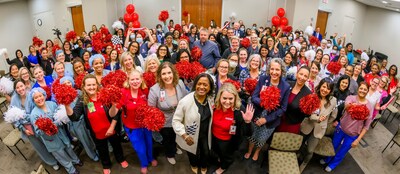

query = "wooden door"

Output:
[[316, 10, 329, 38], [181, 0, 222, 28], [71, 6, 85, 37]]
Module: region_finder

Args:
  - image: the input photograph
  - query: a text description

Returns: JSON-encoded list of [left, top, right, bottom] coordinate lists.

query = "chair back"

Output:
[[270, 132, 303, 151]]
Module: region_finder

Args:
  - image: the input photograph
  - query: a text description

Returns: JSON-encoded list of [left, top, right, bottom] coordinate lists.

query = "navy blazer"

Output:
[[251, 75, 290, 128], [313, 31, 323, 41]]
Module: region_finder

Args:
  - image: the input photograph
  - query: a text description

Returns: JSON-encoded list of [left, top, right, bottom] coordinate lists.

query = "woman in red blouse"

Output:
[[211, 83, 254, 174], [364, 63, 380, 86], [66, 74, 128, 174], [109, 70, 157, 174], [387, 65, 398, 93]]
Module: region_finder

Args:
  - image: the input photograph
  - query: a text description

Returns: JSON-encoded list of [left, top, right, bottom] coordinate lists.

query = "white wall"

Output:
[[221, 0, 286, 27], [0, 0, 33, 71], [361, 6, 400, 67], [291, 0, 319, 31]]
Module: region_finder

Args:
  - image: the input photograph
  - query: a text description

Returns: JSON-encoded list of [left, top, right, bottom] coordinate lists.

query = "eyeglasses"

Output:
[[372, 81, 379, 85]]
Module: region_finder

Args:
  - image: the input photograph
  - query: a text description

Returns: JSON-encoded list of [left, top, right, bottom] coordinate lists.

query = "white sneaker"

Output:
[[72, 137, 79, 142], [167, 157, 176, 165], [176, 148, 183, 155], [52, 165, 60, 170], [325, 166, 332, 172], [320, 159, 326, 165]]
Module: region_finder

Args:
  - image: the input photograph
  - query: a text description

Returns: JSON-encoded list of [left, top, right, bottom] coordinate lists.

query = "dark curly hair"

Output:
[[315, 77, 335, 108]]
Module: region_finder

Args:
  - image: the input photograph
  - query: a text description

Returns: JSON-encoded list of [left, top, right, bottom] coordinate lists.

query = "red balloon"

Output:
[[280, 17, 288, 26], [277, 8, 285, 17], [271, 16, 281, 26], [132, 12, 139, 21], [126, 4, 135, 14], [132, 20, 141, 28], [124, 13, 133, 24]]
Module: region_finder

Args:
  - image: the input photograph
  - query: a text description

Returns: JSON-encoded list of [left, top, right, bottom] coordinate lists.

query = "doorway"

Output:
[[181, 0, 222, 28], [71, 6, 85, 37], [316, 10, 329, 39]]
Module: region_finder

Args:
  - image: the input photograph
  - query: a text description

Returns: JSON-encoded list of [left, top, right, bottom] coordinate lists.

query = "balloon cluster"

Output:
[[271, 8, 292, 33], [124, 4, 141, 28]]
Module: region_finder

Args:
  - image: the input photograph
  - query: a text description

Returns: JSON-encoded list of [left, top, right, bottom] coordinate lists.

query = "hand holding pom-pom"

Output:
[[348, 104, 370, 120], [191, 46, 202, 62], [65, 31, 77, 42], [4, 106, 25, 123], [101, 70, 127, 88], [32, 36, 43, 46], [183, 11, 189, 17], [176, 61, 192, 80], [158, 10, 169, 22], [98, 85, 122, 105], [143, 107, 165, 131], [244, 78, 258, 95], [53, 84, 78, 105], [190, 62, 206, 80], [299, 93, 321, 115], [260, 86, 281, 112], [35, 116, 58, 136]]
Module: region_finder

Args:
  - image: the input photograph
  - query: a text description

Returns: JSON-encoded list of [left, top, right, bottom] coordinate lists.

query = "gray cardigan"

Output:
[[148, 80, 188, 127]]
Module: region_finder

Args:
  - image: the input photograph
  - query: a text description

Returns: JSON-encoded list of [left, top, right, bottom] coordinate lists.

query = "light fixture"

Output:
[[397, 9, 400, 11], [382, 1, 388, 3]]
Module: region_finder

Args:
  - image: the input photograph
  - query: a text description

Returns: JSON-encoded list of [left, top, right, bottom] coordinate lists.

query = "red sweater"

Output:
[[119, 88, 149, 129], [87, 99, 114, 139], [212, 108, 235, 141]]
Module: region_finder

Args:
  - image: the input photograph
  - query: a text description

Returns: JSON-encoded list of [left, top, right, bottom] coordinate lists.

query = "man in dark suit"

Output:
[[313, 27, 323, 41], [233, 22, 245, 38]]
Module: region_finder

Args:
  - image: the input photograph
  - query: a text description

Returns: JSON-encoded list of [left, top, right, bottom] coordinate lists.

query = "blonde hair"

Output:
[[120, 51, 137, 73], [144, 54, 160, 72], [18, 67, 34, 82], [123, 69, 147, 90], [215, 83, 241, 110]]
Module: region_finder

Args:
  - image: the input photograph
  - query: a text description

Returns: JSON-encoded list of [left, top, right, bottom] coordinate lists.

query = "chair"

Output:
[[382, 124, 400, 165], [383, 105, 399, 124], [0, 96, 7, 115], [314, 136, 335, 157], [371, 113, 382, 128], [30, 164, 49, 174], [268, 132, 303, 174], [2, 128, 27, 160]]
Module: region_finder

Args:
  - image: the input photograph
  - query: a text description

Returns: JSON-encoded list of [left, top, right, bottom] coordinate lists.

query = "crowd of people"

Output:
[[1, 16, 399, 174]]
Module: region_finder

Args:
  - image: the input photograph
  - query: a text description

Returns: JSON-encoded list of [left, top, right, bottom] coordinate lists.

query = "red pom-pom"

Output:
[[98, 85, 122, 105], [35, 116, 58, 136], [183, 11, 189, 17], [191, 46, 202, 62], [101, 27, 110, 35], [52, 44, 61, 56], [65, 31, 77, 42], [224, 79, 240, 91], [174, 24, 182, 32], [143, 72, 156, 88], [53, 84, 77, 105], [74, 73, 85, 89], [101, 70, 127, 88], [271, 33, 276, 37], [240, 38, 251, 48], [51, 78, 61, 93], [284, 26, 293, 33], [158, 10, 169, 22], [142, 106, 165, 131], [244, 78, 258, 94], [327, 61, 342, 75], [348, 104, 370, 120], [180, 35, 190, 44], [299, 94, 321, 115], [190, 62, 206, 80], [32, 36, 43, 46], [41, 85, 52, 100], [92, 39, 103, 53], [84, 62, 91, 70], [133, 104, 147, 127], [176, 60, 192, 80], [260, 86, 281, 112], [309, 36, 320, 46]]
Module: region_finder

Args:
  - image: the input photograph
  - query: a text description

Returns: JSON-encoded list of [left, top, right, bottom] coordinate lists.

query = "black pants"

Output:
[[160, 127, 177, 158], [212, 136, 234, 170], [93, 134, 125, 169], [187, 135, 209, 168]]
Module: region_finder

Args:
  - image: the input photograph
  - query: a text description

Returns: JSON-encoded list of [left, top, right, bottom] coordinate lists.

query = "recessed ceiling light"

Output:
[[382, 1, 388, 3], [397, 9, 400, 11]]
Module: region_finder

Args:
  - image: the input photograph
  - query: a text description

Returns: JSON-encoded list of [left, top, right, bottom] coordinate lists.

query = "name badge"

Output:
[[160, 90, 166, 102], [225, 117, 234, 121], [229, 125, 236, 135], [88, 102, 96, 113]]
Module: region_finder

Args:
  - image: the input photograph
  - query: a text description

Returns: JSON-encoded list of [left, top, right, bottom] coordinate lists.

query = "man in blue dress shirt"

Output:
[[193, 29, 221, 71]]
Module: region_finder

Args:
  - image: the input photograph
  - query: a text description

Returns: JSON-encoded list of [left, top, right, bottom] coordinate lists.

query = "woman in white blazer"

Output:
[[300, 78, 338, 172], [172, 73, 215, 174], [148, 62, 188, 165]]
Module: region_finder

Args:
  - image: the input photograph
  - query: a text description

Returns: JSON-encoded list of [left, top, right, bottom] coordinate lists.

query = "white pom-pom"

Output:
[[305, 50, 316, 61], [112, 21, 124, 30], [4, 106, 25, 123], [53, 105, 70, 125], [305, 26, 314, 36], [287, 66, 298, 76], [0, 77, 14, 94], [0, 48, 7, 56]]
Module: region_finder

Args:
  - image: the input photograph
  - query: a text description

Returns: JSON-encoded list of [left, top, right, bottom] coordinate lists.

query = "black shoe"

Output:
[[121, 134, 130, 143], [75, 160, 84, 167]]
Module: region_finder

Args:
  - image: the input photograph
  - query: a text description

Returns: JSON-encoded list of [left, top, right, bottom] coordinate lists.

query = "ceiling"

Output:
[[356, 0, 400, 12]]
